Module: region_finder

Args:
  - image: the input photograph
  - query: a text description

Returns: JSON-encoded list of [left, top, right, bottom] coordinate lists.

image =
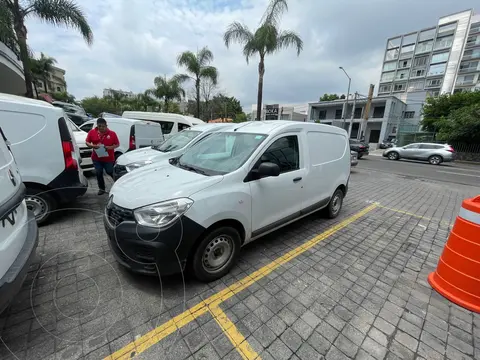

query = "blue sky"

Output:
[[25, 0, 479, 111]]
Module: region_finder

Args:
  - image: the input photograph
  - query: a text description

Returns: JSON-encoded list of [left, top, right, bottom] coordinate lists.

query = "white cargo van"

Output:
[[79, 117, 164, 166], [113, 123, 235, 181], [104, 121, 350, 281], [121, 111, 204, 139], [0, 94, 88, 225], [67, 119, 94, 173], [0, 127, 39, 313]]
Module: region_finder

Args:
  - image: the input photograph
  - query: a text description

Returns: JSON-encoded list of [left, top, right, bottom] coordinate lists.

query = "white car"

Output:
[[113, 123, 236, 181], [104, 121, 350, 282], [0, 126, 39, 313]]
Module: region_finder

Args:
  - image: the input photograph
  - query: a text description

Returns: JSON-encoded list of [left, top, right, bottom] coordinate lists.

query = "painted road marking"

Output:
[[436, 170, 480, 178], [105, 204, 378, 360], [210, 305, 260, 360]]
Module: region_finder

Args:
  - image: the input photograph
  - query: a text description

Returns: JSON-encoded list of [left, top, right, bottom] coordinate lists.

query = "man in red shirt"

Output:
[[85, 118, 120, 195]]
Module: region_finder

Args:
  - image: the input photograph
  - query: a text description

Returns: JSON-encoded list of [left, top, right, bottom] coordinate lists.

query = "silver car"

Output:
[[382, 142, 455, 165]]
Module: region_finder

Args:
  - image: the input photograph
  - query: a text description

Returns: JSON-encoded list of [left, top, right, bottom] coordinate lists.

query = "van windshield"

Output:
[[176, 132, 267, 176], [154, 130, 201, 152]]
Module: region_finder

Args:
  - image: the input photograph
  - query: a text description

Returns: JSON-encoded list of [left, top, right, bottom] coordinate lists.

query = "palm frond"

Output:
[[197, 46, 213, 67], [223, 21, 253, 48], [0, 0, 16, 45], [153, 75, 168, 88], [242, 41, 259, 64], [259, 0, 288, 27], [176, 51, 199, 74], [172, 73, 191, 84], [256, 23, 278, 54], [29, 0, 93, 45], [199, 66, 218, 85], [277, 30, 303, 56]]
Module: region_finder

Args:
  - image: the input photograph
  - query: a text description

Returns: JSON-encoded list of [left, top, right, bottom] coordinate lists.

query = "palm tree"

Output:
[[147, 75, 185, 112], [224, 0, 303, 121], [174, 47, 218, 119], [1, 0, 93, 98], [30, 53, 57, 94]]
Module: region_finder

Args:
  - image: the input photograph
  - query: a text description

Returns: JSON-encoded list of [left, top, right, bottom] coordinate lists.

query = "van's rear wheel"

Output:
[[326, 188, 344, 219], [25, 188, 56, 225], [191, 226, 240, 282]]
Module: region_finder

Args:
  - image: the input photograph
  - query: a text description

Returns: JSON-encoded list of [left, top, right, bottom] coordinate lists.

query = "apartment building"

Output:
[[251, 103, 310, 121], [103, 88, 135, 98], [378, 9, 480, 122], [0, 37, 25, 95], [36, 65, 67, 94]]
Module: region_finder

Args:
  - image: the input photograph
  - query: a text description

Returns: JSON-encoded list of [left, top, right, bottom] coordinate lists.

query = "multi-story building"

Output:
[[103, 88, 135, 98], [0, 37, 25, 95], [378, 9, 480, 121], [251, 103, 310, 121], [36, 65, 67, 94]]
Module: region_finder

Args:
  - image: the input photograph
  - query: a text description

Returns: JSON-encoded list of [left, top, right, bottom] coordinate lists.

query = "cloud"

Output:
[[25, 0, 478, 109]]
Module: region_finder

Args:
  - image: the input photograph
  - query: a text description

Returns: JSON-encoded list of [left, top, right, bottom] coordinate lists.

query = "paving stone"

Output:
[[398, 318, 421, 339], [296, 342, 322, 360], [307, 331, 331, 355], [184, 328, 208, 354], [301, 310, 322, 329], [373, 317, 395, 336], [423, 321, 448, 342], [334, 334, 358, 358], [341, 324, 366, 347], [361, 337, 387, 360], [277, 307, 298, 327], [266, 315, 287, 337], [368, 327, 388, 347], [267, 338, 292, 360], [389, 340, 415, 360], [326, 345, 350, 360], [447, 334, 474, 356], [280, 328, 303, 352], [292, 318, 314, 340], [253, 325, 276, 348], [211, 335, 234, 358]]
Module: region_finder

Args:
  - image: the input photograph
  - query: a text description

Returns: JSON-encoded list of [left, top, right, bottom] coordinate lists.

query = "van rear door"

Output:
[[134, 121, 164, 149]]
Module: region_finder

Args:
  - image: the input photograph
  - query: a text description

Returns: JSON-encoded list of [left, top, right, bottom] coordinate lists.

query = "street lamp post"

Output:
[[339, 67, 351, 132]]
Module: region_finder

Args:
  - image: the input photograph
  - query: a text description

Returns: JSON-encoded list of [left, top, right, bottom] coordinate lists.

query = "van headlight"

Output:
[[126, 160, 153, 172], [134, 198, 193, 228]]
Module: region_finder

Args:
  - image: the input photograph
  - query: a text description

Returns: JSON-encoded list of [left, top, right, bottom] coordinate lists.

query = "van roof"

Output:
[[218, 120, 347, 136], [121, 111, 205, 125], [189, 123, 237, 132], [86, 117, 149, 125], [0, 93, 65, 115]]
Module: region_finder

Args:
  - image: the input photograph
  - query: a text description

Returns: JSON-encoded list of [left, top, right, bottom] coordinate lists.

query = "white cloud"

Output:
[[25, 0, 478, 109]]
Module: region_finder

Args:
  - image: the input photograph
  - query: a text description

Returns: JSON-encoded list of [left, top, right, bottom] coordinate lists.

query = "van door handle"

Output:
[[293, 177, 302, 183]]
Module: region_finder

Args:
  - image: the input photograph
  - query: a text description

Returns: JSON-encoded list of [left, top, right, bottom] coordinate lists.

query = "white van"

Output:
[[113, 123, 235, 181], [78, 117, 164, 168], [0, 127, 39, 313], [122, 111, 204, 139], [0, 94, 88, 225], [104, 121, 350, 281], [67, 119, 94, 173]]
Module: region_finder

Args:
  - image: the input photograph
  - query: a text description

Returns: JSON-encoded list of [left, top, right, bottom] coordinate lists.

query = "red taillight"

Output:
[[447, 146, 454, 153], [129, 135, 135, 150], [62, 141, 78, 170]]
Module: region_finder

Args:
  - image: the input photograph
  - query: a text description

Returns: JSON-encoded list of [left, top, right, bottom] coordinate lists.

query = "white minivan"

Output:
[[0, 94, 88, 225], [122, 111, 204, 139], [78, 117, 164, 171], [104, 121, 350, 282], [0, 127, 39, 313], [113, 123, 235, 181]]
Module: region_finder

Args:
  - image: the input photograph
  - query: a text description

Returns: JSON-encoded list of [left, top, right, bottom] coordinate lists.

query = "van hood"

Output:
[[116, 147, 170, 166], [110, 163, 223, 209]]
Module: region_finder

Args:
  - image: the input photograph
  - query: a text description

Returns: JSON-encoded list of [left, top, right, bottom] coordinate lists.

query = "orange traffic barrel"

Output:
[[428, 195, 480, 313]]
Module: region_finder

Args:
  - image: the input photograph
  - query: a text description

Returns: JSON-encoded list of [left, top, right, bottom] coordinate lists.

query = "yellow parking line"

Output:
[[104, 204, 377, 360], [375, 204, 453, 227], [209, 305, 260, 360]]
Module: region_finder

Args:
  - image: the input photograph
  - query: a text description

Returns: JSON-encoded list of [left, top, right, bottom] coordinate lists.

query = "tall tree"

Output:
[[174, 47, 218, 119], [201, 78, 218, 120], [146, 75, 185, 112], [224, 0, 303, 121], [1, 0, 93, 98], [30, 52, 57, 93]]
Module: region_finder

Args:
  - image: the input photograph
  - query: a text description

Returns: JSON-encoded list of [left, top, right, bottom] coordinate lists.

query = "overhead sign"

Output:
[[265, 104, 279, 120]]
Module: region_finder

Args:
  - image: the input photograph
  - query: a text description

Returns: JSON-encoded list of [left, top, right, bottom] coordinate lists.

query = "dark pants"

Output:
[[93, 160, 114, 191]]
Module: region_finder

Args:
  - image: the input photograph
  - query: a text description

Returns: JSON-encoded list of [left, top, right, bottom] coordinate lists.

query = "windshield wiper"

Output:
[[178, 162, 207, 175], [152, 145, 166, 152]]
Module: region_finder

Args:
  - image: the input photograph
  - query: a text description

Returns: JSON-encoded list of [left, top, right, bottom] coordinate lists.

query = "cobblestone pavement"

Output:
[[1, 167, 480, 360]]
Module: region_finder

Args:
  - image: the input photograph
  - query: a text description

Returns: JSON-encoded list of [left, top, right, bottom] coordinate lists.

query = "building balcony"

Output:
[[456, 80, 476, 86], [0, 37, 25, 95]]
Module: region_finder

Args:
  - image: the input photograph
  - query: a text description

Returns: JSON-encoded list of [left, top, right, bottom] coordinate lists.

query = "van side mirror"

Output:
[[257, 162, 280, 178]]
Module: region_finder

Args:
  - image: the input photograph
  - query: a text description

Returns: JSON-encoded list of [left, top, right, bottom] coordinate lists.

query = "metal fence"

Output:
[[449, 142, 480, 153]]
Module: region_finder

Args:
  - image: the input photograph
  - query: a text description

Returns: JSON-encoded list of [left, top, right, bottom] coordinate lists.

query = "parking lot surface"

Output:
[[1, 165, 480, 360]]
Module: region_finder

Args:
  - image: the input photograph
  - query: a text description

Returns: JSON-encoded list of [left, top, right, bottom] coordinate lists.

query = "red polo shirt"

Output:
[[85, 127, 119, 162]]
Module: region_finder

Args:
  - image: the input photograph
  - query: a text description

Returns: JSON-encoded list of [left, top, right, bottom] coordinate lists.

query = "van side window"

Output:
[[258, 135, 299, 174], [178, 123, 190, 131], [80, 123, 93, 132], [159, 121, 174, 134]]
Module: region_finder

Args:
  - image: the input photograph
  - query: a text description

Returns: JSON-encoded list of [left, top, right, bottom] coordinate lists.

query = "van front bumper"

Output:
[[103, 204, 205, 276], [0, 211, 39, 314]]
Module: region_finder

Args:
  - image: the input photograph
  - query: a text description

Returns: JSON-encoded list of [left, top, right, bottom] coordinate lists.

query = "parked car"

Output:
[[0, 93, 88, 224], [52, 101, 89, 126], [122, 111, 204, 139], [79, 117, 164, 165], [350, 151, 358, 167], [349, 139, 369, 158], [0, 126, 39, 313], [104, 121, 351, 282], [113, 123, 235, 181], [379, 139, 397, 149], [383, 142, 455, 165]]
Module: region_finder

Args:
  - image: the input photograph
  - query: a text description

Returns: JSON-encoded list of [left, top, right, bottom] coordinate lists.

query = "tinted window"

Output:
[[349, 139, 361, 145], [404, 144, 420, 149], [434, 145, 445, 149], [80, 123, 94, 132], [419, 144, 435, 149], [178, 123, 190, 131], [159, 121, 174, 134], [256, 136, 299, 174]]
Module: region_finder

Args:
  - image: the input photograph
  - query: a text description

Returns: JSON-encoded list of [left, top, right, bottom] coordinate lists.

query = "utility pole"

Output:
[[339, 67, 351, 131], [358, 84, 374, 140], [349, 92, 357, 138]]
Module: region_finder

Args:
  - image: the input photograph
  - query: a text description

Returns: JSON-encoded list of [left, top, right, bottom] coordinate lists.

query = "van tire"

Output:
[[325, 188, 344, 219], [191, 226, 241, 282], [25, 188, 56, 225]]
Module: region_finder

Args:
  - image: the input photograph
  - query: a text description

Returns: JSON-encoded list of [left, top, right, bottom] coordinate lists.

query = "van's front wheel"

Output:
[[191, 227, 240, 282], [25, 188, 56, 225], [326, 188, 344, 219]]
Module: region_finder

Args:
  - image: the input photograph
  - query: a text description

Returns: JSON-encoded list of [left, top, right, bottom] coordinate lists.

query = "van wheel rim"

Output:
[[332, 194, 342, 215], [26, 196, 48, 220], [202, 236, 233, 273]]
